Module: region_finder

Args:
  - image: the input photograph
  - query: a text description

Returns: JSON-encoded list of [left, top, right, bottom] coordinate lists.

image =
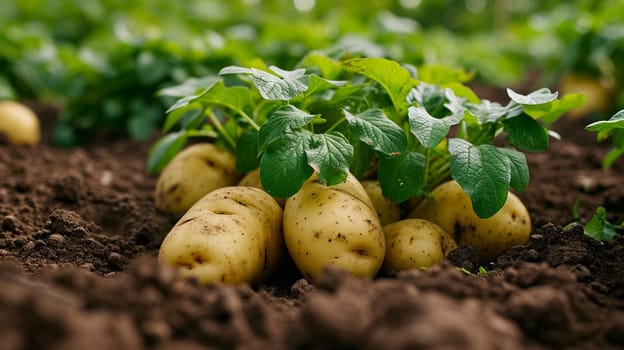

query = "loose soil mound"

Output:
[[1, 103, 623, 349]]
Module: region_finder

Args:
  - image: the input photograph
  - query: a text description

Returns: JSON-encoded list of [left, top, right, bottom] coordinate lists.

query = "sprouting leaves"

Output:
[[344, 109, 406, 155], [587, 109, 624, 168], [343, 57, 415, 114], [220, 65, 308, 100], [151, 55, 580, 217], [583, 207, 623, 241], [507, 87, 558, 105]]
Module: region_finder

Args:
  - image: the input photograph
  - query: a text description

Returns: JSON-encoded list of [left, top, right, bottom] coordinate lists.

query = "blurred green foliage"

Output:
[[1, 0, 623, 145]]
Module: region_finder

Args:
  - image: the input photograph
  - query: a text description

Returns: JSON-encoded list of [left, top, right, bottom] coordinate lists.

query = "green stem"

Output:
[[325, 116, 347, 133], [206, 108, 236, 149], [233, 107, 260, 131]]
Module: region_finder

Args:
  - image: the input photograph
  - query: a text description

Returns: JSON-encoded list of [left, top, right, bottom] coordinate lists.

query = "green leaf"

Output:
[[525, 93, 586, 124], [507, 88, 558, 105], [603, 147, 624, 169], [407, 83, 447, 117], [158, 76, 219, 97], [377, 151, 426, 203], [236, 130, 260, 173], [504, 114, 549, 152], [306, 132, 354, 187], [343, 57, 415, 114], [196, 80, 251, 115], [269, 65, 307, 80], [466, 100, 509, 124], [416, 64, 475, 84], [147, 131, 187, 174], [219, 65, 308, 100], [349, 140, 374, 178], [219, 65, 253, 75], [408, 106, 463, 149], [303, 75, 346, 98], [344, 109, 407, 155], [448, 138, 512, 218], [586, 109, 624, 132], [163, 103, 203, 132], [260, 132, 314, 198], [497, 148, 529, 192], [441, 82, 480, 104], [300, 52, 344, 79], [166, 89, 209, 114], [258, 105, 317, 154], [252, 68, 307, 100], [583, 207, 621, 241]]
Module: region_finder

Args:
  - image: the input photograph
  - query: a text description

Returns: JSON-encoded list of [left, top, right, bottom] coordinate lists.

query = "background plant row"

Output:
[[1, 0, 623, 145]]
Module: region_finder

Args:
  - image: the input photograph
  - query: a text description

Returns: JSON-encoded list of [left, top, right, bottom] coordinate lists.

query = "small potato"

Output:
[[408, 180, 531, 261], [155, 143, 239, 216], [361, 180, 400, 226], [0, 100, 41, 145], [159, 186, 283, 284], [382, 219, 457, 272], [237, 168, 286, 207], [283, 173, 385, 284]]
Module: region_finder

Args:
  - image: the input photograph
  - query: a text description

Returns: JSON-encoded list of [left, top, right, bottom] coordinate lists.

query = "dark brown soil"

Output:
[[1, 103, 623, 350]]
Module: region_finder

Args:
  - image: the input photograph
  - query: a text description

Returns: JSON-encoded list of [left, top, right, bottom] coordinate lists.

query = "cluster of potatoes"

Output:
[[157, 143, 532, 285]]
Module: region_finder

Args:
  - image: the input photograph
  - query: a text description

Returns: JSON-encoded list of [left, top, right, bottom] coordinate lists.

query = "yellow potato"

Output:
[[361, 180, 401, 226], [0, 100, 41, 145], [237, 168, 286, 207], [382, 218, 457, 272], [559, 73, 613, 119], [154, 143, 239, 216], [283, 173, 385, 284], [159, 186, 283, 284], [408, 180, 531, 261]]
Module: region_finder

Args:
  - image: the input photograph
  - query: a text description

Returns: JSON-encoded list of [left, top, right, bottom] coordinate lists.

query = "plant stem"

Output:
[[325, 116, 346, 133], [206, 108, 236, 149], [233, 108, 260, 131]]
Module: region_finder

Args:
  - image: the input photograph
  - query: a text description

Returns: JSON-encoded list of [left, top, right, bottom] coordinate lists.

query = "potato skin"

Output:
[[158, 186, 283, 284], [361, 180, 400, 226], [0, 101, 41, 145], [283, 173, 385, 284], [382, 219, 457, 272], [154, 143, 239, 216], [408, 180, 531, 261]]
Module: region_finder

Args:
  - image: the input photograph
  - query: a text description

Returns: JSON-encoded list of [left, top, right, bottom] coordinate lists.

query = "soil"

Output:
[[1, 102, 624, 350]]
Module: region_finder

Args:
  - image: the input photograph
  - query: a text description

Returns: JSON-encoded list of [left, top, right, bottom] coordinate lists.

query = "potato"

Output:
[[361, 180, 401, 226], [158, 186, 284, 284], [237, 168, 286, 207], [154, 143, 239, 216], [283, 173, 385, 283], [382, 219, 457, 272], [408, 180, 531, 261], [559, 73, 613, 119], [0, 100, 41, 145]]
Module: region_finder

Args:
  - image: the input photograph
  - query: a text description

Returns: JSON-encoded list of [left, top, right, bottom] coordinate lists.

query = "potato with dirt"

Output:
[[361, 179, 401, 226], [382, 218, 457, 272], [283, 173, 385, 284], [158, 186, 284, 284], [0, 100, 41, 145], [154, 143, 239, 216], [408, 180, 531, 261]]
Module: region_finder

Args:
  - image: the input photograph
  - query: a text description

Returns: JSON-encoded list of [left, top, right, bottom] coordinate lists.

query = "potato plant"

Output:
[[151, 54, 584, 282]]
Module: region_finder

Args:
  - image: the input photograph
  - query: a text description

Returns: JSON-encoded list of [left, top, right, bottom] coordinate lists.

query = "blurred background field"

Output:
[[1, 0, 622, 145]]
